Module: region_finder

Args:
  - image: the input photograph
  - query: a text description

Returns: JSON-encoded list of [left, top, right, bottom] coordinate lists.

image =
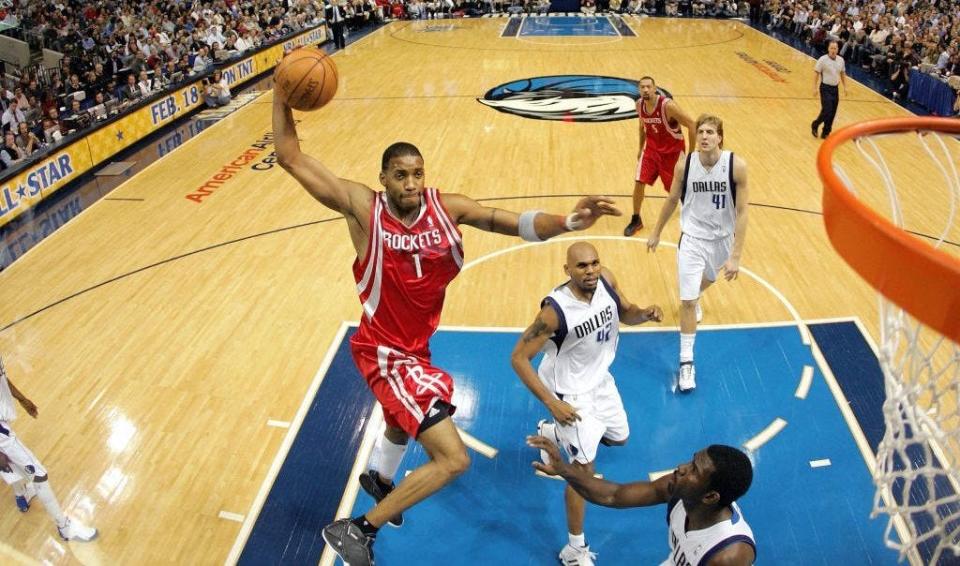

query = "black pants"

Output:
[[813, 83, 839, 136], [748, 3, 761, 24], [331, 21, 346, 49]]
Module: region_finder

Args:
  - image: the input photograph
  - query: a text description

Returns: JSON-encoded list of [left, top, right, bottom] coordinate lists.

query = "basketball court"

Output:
[[0, 15, 957, 565]]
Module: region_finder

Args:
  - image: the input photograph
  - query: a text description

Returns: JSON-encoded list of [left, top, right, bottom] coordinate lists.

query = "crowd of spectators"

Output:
[[374, 0, 746, 19], [1, 0, 957, 175], [761, 0, 960, 108], [0, 0, 328, 173], [573, 0, 746, 17]]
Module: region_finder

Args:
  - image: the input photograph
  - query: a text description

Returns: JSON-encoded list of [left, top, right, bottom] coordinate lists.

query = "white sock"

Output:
[[34, 481, 66, 527], [680, 333, 696, 363], [369, 435, 408, 483], [569, 532, 586, 548], [10, 478, 27, 497]]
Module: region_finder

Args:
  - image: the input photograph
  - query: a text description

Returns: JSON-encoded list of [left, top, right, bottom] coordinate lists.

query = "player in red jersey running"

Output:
[[623, 76, 696, 237], [273, 93, 621, 566]]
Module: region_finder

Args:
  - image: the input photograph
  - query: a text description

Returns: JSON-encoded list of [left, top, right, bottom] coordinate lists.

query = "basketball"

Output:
[[274, 47, 338, 112]]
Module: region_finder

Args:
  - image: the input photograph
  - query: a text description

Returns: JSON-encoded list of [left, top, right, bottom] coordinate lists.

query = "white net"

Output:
[[875, 302, 960, 564], [833, 127, 960, 564]]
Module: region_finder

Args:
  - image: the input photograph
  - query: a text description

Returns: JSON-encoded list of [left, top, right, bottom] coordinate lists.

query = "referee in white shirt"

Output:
[[811, 40, 848, 139]]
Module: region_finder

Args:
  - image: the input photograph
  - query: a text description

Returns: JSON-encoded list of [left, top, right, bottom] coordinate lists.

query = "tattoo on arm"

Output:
[[521, 315, 549, 343]]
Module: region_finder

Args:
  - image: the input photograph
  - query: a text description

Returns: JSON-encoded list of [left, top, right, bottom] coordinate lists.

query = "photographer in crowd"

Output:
[[203, 69, 231, 108]]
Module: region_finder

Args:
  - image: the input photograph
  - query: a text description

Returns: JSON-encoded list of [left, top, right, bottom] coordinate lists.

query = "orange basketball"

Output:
[[274, 47, 338, 111]]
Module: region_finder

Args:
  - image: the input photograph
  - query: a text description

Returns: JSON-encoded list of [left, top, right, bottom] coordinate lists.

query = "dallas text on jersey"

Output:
[[691, 181, 728, 193], [670, 529, 692, 566], [572, 306, 615, 339]]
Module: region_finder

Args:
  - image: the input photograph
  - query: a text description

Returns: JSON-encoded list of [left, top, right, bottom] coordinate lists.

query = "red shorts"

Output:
[[635, 149, 683, 190], [350, 341, 456, 438]]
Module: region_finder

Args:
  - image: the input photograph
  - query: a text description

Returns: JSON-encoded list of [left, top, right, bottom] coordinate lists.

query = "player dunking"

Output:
[[624, 76, 696, 237], [647, 114, 750, 392], [272, 93, 622, 566]]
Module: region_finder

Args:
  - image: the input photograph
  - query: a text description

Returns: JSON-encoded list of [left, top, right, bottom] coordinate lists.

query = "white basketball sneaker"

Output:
[[559, 543, 597, 566], [58, 517, 99, 542], [536, 419, 560, 465], [695, 303, 703, 323], [678, 362, 696, 392]]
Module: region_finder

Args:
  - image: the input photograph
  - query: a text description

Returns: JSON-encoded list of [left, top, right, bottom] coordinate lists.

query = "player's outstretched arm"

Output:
[[272, 92, 372, 218], [528, 436, 672, 508], [6, 377, 37, 418], [723, 155, 750, 281], [600, 267, 663, 326], [441, 193, 621, 241], [511, 306, 581, 425], [647, 156, 686, 252]]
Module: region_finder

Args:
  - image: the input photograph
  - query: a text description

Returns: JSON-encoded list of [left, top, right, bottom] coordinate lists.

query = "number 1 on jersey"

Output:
[[712, 194, 726, 210], [412, 253, 423, 278]]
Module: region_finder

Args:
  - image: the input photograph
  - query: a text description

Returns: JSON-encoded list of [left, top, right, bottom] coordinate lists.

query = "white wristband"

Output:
[[564, 213, 584, 231], [518, 210, 544, 242]]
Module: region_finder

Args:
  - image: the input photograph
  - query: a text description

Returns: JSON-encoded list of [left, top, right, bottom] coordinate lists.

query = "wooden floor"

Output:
[[0, 16, 955, 564]]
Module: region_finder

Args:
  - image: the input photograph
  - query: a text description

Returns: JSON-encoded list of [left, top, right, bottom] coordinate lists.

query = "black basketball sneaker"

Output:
[[359, 470, 404, 527]]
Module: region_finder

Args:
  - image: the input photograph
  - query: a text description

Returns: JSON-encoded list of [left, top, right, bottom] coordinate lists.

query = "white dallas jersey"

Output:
[[537, 277, 621, 395], [662, 499, 755, 566], [0, 358, 17, 422], [680, 150, 738, 240]]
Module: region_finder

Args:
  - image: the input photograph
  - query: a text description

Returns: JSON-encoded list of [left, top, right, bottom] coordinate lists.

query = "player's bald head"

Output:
[[564, 242, 601, 292], [566, 242, 599, 266]]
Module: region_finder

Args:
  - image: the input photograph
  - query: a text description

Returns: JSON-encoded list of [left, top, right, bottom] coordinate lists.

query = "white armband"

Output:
[[564, 213, 584, 231], [518, 210, 544, 242]]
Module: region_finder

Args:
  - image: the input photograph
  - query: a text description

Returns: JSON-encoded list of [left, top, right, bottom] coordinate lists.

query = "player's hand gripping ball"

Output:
[[274, 47, 338, 111]]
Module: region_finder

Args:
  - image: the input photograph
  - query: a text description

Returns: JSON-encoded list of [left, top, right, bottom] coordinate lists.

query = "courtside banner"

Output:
[[283, 26, 327, 53], [0, 140, 93, 225], [84, 79, 211, 164], [254, 26, 328, 75], [0, 24, 328, 229]]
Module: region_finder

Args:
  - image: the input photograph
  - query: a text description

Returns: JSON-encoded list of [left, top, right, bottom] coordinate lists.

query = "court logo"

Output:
[[735, 52, 787, 83], [421, 24, 462, 32], [478, 75, 671, 123]]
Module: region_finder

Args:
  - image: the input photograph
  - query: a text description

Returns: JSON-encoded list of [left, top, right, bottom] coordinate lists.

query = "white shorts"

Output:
[[556, 374, 629, 465], [677, 233, 732, 301], [0, 421, 46, 482]]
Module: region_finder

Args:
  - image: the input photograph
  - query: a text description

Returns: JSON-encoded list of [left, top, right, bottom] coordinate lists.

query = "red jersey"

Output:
[[638, 95, 685, 155], [351, 187, 463, 358]]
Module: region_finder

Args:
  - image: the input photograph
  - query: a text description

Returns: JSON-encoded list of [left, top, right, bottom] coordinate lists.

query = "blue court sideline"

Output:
[[238, 329, 375, 565], [240, 322, 902, 565]]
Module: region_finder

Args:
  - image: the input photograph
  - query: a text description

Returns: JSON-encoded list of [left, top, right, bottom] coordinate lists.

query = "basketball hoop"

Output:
[[818, 117, 960, 564]]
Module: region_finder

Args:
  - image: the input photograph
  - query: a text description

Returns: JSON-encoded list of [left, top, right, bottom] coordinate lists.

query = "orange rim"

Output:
[[818, 117, 960, 344]]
